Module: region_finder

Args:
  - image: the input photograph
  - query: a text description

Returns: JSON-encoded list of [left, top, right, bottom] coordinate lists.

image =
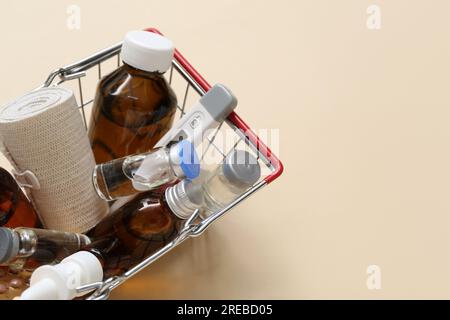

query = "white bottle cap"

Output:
[[18, 251, 103, 300], [122, 30, 174, 73]]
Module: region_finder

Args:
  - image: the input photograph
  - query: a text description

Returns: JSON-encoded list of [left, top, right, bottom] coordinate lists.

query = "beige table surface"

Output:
[[1, 0, 450, 299]]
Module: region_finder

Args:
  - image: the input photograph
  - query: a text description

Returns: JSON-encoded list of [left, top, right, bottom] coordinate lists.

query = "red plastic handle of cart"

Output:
[[145, 28, 284, 184]]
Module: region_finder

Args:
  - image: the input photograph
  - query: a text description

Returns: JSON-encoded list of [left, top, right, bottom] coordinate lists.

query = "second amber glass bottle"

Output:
[[0, 168, 40, 229], [0, 168, 41, 299], [88, 30, 178, 164]]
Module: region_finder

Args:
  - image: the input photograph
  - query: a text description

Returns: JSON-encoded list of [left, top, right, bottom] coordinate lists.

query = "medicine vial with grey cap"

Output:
[[177, 150, 262, 218]]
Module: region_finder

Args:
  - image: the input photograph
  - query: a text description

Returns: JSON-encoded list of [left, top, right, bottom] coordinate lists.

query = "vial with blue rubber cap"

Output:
[[93, 140, 200, 201]]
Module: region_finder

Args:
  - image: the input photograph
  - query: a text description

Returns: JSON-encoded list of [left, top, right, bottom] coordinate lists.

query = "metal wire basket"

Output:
[[42, 27, 284, 300]]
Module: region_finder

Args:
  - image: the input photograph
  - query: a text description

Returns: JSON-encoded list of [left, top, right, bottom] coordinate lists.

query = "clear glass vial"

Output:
[[203, 150, 261, 214], [179, 150, 262, 218], [93, 140, 200, 201], [0, 227, 91, 272]]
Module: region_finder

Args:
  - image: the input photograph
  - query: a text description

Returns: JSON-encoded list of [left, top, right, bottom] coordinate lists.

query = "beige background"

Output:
[[0, 0, 450, 299]]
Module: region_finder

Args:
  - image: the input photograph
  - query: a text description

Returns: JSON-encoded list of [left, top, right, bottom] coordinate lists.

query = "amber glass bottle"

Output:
[[0, 168, 40, 229], [87, 180, 201, 278], [0, 168, 41, 300], [88, 31, 177, 164]]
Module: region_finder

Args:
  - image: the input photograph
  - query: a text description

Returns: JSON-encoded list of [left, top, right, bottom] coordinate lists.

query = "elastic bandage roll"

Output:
[[0, 87, 109, 233]]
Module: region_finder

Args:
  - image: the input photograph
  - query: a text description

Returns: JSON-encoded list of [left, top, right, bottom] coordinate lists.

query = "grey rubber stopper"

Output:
[[223, 150, 261, 190], [0, 227, 19, 264]]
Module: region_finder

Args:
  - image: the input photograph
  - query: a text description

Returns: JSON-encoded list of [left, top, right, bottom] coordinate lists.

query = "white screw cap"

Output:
[[121, 30, 174, 73], [18, 251, 103, 300]]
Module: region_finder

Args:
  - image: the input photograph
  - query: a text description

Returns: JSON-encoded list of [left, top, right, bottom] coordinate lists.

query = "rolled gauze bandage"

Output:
[[0, 87, 109, 233]]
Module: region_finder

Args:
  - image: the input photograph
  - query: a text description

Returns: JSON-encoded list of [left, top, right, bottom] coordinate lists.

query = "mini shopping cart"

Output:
[[42, 27, 284, 300]]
